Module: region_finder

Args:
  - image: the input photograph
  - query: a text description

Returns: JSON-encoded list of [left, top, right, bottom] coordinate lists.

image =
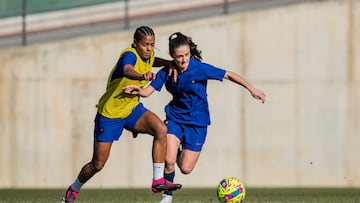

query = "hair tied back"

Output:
[[170, 34, 178, 40]]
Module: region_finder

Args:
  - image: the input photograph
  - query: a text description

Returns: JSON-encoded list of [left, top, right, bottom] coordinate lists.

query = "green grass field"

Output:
[[0, 188, 359, 203]]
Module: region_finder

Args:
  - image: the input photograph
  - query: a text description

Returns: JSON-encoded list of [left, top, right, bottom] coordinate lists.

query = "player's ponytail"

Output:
[[169, 32, 202, 61]]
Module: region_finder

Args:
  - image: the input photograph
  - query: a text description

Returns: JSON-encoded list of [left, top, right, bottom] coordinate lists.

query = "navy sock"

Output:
[[164, 171, 175, 196]]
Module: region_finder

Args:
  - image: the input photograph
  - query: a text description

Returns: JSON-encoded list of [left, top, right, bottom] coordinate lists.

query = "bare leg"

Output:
[[165, 134, 201, 175], [164, 134, 181, 174], [177, 149, 200, 175], [134, 111, 182, 193], [63, 140, 113, 202], [78, 140, 113, 183], [134, 111, 167, 163]]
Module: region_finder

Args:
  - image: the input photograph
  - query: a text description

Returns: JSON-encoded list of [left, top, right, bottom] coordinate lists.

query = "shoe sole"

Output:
[[153, 184, 182, 193]]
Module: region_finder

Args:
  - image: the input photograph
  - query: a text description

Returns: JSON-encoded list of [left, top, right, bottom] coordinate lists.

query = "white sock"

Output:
[[153, 163, 165, 180], [70, 178, 83, 192]]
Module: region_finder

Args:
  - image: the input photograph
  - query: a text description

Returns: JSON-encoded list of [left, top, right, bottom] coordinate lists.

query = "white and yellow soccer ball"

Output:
[[217, 177, 246, 203]]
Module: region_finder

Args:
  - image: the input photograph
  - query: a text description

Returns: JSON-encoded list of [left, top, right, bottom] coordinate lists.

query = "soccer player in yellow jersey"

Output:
[[62, 26, 181, 203]]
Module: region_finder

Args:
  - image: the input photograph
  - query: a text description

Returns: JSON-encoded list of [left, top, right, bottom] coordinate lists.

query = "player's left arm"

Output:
[[154, 57, 178, 82], [224, 71, 266, 103], [153, 57, 171, 67]]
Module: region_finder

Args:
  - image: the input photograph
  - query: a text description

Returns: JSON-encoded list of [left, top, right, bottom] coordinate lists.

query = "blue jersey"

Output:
[[150, 58, 226, 127]]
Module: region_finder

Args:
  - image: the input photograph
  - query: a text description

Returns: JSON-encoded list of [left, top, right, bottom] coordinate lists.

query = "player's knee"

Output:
[[91, 160, 105, 172], [165, 159, 176, 171], [153, 123, 167, 141], [179, 166, 193, 175], [158, 123, 167, 136]]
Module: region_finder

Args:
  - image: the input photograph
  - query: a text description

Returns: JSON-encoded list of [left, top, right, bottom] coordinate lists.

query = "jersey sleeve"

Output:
[[150, 67, 168, 91], [201, 61, 226, 81], [110, 51, 137, 81], [118, 51, 137, 67]]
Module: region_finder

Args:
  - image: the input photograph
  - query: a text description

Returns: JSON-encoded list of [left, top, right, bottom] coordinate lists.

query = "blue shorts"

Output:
[[165, 120, 207, 152], [94, 103, 148, 142]]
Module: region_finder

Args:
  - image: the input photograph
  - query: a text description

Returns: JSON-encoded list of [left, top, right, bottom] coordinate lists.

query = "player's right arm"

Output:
[[123, 85, 155, 98], [123, 66, 168, 97], [121, 51, 154, 81], [123, 64, 147, 80]]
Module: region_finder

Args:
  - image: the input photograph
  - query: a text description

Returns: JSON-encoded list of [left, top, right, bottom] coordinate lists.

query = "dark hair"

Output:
[[168, 32, 202, 61], [132, 26, 155, 48]]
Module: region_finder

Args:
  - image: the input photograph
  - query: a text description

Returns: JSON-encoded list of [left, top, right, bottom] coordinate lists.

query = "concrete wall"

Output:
[[0, 0, 359, 188]]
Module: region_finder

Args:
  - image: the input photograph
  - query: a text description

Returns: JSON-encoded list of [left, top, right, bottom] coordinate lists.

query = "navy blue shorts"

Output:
[[165, 120, 207, 152], [94, 103, 148, 142]]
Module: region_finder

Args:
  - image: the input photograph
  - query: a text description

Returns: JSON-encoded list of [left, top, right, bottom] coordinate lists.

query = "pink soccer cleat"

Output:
[[152, 177, 182, 193], [61, 186, 78, 203]]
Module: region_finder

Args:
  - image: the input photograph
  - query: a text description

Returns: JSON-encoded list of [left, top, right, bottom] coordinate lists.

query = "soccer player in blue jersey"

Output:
[[62, 26, 181, 203], [123, 32, 266, 203]]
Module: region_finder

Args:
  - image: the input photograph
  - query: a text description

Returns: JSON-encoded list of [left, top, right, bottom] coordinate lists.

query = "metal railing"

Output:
[[1, 0, 130, 46], [0, 0, 241, 47], [0, 0, 121, 18]]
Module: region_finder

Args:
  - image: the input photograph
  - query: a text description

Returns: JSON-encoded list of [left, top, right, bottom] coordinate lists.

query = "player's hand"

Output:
[[250, 88, 266, 104], [168, 61, 178, 83], [142, 72, 155, 81], [123, 85, 141, 95]]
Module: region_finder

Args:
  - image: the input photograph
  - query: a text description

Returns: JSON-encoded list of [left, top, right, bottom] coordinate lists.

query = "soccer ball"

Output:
[[217, 177, 246, 203]]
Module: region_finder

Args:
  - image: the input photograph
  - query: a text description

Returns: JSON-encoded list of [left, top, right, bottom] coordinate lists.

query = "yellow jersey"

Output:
[[97, 48, 154, 118]]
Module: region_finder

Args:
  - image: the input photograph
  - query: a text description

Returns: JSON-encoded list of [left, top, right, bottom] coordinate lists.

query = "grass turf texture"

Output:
[[0, 188, 359, 203]]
